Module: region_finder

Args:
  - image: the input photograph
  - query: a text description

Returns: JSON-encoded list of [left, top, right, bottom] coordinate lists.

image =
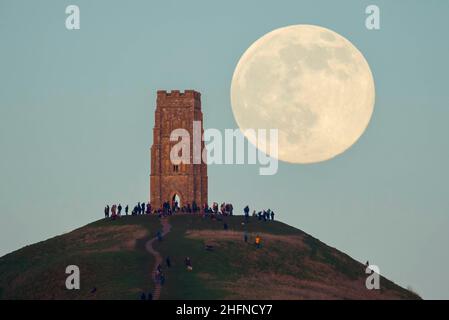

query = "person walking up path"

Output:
[[144, 217, 171, 300]]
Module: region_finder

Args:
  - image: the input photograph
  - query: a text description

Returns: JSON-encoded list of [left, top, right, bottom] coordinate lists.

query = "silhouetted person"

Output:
[[104, 205, 110, 218], [141, 202, 145, 214], [213, 202, 218, 214], [270, 211, 275, 221], [244, 205, 250, 218], [111, 204, 117, 220], [140, 292, 146, 300], [125, 205, 129, 216], [118, 204, 122, 216]]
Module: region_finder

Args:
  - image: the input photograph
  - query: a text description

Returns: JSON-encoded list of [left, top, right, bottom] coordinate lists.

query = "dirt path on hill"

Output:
[[144, 217, 171, 300]]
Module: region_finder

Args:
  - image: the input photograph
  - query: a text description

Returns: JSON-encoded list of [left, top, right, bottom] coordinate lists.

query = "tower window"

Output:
[[173, 165, 179, 172]]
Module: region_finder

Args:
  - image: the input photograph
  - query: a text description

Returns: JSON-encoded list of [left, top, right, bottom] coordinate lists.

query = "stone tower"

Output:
[[150, 90, 208, 210]]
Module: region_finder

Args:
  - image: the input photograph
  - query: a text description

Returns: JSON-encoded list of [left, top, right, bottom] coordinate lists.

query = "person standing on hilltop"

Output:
[[173, 201, 178, 213], [213, 202, 218, 214], [270, 210, 275, 221], [141, 202, 145, 214], [244, 205, 250, 220], [125, 205, 129, 216], [220, 202, 225, 215], [117, 204, 122, 216], [111, 204, 117, 220], [104, 205, 110, 218]]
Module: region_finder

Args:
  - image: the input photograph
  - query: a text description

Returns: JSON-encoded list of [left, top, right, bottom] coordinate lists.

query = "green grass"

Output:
[[0, 214, 420, 300], [154, 215, 419, 299], [0, 215, 159, 300]]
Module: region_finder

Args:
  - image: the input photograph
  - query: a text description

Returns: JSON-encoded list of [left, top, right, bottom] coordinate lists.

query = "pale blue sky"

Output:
[[1, 0, 448, 299]]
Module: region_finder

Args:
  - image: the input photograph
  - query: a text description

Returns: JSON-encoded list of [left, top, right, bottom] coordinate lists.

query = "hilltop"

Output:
[[0, 215, 420, 300]]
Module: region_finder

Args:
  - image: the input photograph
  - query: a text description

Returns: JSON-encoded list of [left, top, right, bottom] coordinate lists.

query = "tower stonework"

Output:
[[150, 90, 208, 210]]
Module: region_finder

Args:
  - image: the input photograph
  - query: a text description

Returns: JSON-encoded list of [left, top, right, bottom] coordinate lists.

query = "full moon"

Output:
[[230, 25, 375, 164]]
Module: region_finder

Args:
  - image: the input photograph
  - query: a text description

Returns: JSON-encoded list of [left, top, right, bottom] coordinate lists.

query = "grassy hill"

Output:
[[0, 214, 420, 300]]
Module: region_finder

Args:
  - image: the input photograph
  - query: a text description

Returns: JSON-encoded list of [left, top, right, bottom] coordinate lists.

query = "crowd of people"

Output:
[[101, 200, 280, 300], [242, 205, 275, 222], [254, 208, 275, 221], [131, 203, 276, 300], [160, 201, 235, 216], [103, 201, 234, 219], [104, 202, 153, 219], [104, 201, 276, 222]]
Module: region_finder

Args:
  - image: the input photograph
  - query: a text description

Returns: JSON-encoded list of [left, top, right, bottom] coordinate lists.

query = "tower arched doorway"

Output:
[[172, 193, 181, 211]]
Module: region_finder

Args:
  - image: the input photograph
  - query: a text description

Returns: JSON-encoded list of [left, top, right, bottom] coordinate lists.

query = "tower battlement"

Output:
[[157, 89, 201, 99]]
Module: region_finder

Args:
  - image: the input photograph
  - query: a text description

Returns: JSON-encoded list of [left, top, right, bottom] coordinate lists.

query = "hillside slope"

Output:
[[0, 214, 420, 300]]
